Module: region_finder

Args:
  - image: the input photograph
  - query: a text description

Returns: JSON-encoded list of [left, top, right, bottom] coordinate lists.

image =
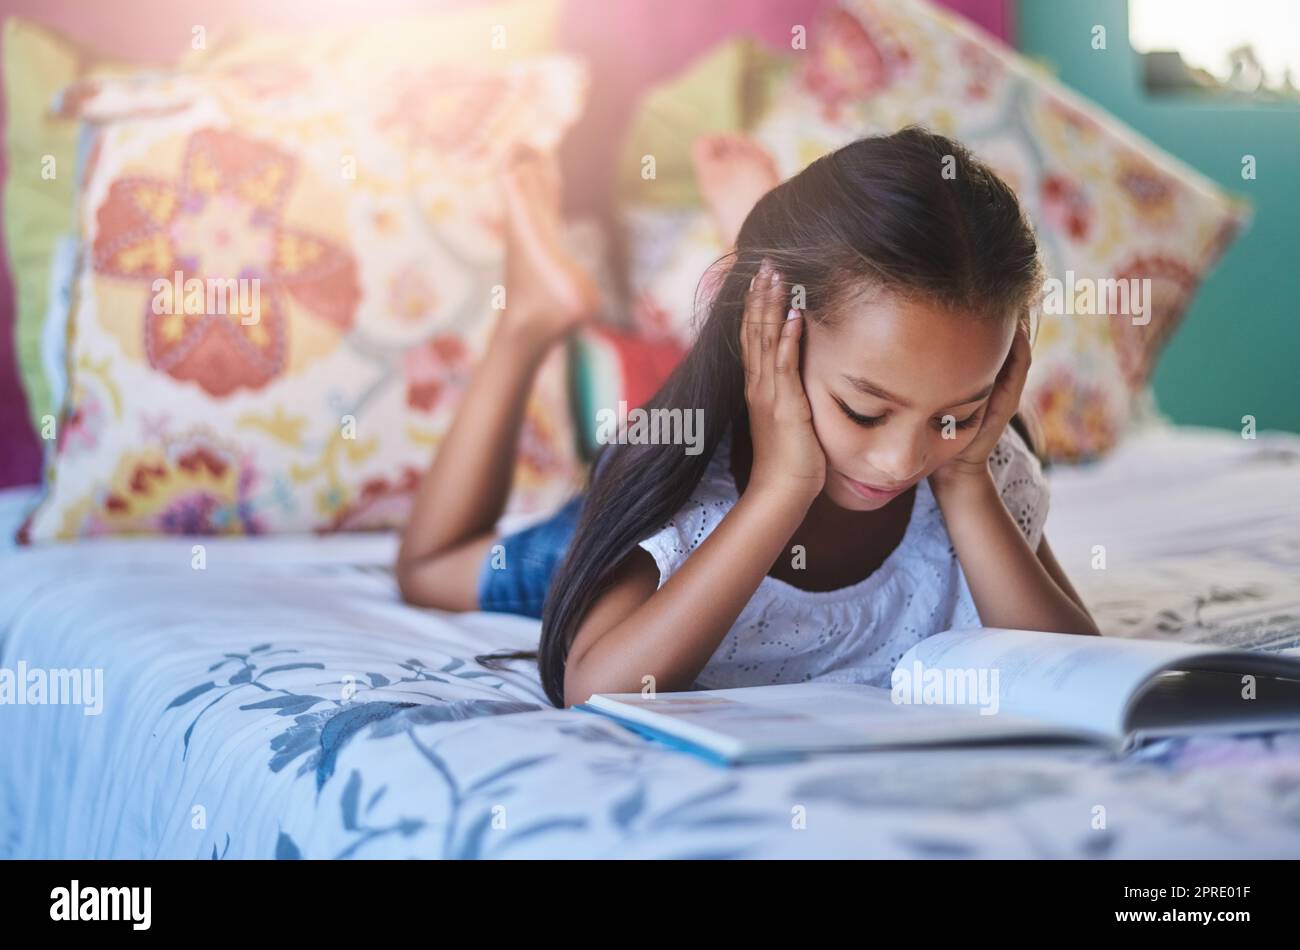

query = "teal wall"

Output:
[[1017, 0, 1299, 433]]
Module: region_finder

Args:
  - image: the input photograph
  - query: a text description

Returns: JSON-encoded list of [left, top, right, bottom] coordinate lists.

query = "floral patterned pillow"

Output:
[[624, 0, 1249, 461], [22, 55, 588, 540]]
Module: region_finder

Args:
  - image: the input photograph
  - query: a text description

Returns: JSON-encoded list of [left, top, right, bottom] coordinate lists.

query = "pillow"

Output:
[[614, 36, 791, 346], [616, 36, 793, 211], [21, 45, 587, 541], [570, 325, 689, 459], [2, 18, 137, 482], [4, 2, 564, 443], [563, 36, 788, 443], [620, 0, 1250, 462], [188, 0, 561, 76]]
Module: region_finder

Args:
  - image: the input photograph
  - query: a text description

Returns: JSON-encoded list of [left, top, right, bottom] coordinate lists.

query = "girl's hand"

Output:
[[740, 260, 827, 505], [930, 319, 1033, 492]]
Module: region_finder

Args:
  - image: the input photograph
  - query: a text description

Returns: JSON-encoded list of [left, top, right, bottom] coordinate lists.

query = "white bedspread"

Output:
[[1047, 423, 1300, 651], [2, 420, 1299, 859]]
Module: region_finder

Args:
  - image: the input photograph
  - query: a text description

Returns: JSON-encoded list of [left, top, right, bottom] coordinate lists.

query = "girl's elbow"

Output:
[[394, 559, 424, 606], [394, 557, 462, 610]]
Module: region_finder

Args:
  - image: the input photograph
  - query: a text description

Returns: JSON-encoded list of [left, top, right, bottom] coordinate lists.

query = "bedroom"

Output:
[[0, 0, 1297, 900]]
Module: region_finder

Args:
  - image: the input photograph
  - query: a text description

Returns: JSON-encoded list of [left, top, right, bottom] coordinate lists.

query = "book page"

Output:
[[897, 628, 1244, 738], [584, 682, 1086, 761]]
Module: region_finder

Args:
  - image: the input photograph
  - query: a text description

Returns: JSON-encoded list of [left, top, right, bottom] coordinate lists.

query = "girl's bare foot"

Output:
[[691, 134, 781, 249], [501, 147, 601, 349]]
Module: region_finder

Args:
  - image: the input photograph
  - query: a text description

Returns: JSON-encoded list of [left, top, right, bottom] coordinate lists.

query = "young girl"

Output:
[[396, 126, 1100, 710]]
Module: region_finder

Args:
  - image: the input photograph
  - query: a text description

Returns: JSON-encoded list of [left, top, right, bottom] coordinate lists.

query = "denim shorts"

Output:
[[476, 494, 585, 618]]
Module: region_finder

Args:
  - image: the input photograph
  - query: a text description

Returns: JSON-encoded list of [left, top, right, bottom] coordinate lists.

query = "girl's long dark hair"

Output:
[[477, 127, 1045, 708]]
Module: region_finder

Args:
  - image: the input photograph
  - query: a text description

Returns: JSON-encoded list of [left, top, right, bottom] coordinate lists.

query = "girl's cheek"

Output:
[[937, 426, 978, 460], [806, 396, 832, 444], [807, 395, 848, 455]]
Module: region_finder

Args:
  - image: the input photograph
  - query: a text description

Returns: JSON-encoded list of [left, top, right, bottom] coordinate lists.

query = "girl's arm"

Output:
[[929, 320, 1100, 636], [1035, 534, 1094, 620], [565, 486, 811, 706], [564, 262, 826, 706], [932, 474, 1100, 636]]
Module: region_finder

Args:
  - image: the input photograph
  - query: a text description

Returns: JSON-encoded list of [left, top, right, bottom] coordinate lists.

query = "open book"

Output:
[[573, 628, 1300, 765]]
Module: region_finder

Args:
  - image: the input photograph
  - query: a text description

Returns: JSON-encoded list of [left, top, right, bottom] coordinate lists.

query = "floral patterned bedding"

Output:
[[2, 422, 1299, 859]]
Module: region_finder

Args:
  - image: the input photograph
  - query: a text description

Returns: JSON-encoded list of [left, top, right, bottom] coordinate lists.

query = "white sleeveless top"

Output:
[[636, 426, 1051, 690]]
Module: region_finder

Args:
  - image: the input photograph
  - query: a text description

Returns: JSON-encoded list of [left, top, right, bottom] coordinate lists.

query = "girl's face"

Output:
[[801, 288, 1016, 512]]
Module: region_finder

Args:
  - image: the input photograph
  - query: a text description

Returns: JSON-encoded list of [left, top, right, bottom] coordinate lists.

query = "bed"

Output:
[[3, 418, 1300, 859]]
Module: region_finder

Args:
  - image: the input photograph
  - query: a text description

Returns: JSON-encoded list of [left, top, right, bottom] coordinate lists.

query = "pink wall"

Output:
[[0, 0, 1012, 487]]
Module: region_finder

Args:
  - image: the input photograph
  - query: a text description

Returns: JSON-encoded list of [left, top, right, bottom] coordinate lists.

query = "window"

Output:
[[1129, 0, 1300, 101]]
